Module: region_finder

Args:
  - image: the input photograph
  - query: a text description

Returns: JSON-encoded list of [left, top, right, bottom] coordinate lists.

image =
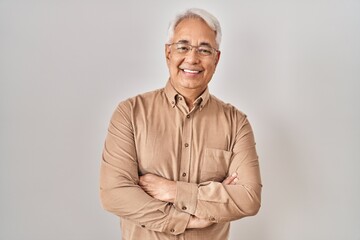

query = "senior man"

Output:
[[100, 8, 262, 240]]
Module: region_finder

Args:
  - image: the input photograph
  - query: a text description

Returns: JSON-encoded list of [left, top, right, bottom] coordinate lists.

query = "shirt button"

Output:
[[186, 115, 190, 118], [182, 206, 187, 210], [141, 224, 145, 228], [184, 143, 189, 147], [170, 229, 175, 233], [210, 217, 216, 221], [182, 172, 187, 177]]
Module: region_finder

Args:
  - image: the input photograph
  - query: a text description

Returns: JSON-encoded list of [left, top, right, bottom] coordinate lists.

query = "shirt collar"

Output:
[[164, 81, 178, 108], [164, 80, 210, 111]]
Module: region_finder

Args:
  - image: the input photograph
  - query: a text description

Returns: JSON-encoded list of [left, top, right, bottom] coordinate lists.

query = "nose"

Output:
[[184, 48, 200, 64]]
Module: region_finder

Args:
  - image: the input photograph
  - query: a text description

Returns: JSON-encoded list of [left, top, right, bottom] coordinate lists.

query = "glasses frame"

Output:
[[166, 42, 220, 57]]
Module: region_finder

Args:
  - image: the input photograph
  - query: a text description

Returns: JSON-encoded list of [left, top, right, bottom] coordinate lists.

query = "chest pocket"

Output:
[[200, 148, 232, 182]]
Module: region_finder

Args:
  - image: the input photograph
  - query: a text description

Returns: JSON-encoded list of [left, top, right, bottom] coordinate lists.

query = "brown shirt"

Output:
[[100, 81, 262, 240]]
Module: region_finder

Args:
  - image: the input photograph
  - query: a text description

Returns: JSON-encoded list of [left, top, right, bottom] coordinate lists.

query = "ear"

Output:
[[165, 44, 171, 65], [215, 51, 221, 67]]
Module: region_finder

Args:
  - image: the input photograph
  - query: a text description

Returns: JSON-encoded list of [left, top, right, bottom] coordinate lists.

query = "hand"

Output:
[[139, 173, 176, 203], [139, 172, 237, 229], [186, 172, 238, 229], [222, 172, 238, 185]]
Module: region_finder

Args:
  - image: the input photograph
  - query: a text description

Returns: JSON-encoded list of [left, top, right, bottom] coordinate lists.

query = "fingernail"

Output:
[[231, 172, 237, 177], [233, 178, 239, 183]]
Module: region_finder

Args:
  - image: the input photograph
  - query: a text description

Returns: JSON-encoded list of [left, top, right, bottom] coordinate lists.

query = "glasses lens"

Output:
[[175, 43, 191, 53], [172, 43, 215, 56], [197, 46, 213, 56]]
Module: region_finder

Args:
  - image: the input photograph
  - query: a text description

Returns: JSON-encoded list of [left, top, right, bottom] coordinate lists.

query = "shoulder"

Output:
[[109, 87, 164, 122], [208, 94, 247, 119], [209, 95, 254, 134], [117, 87, 165, 109]]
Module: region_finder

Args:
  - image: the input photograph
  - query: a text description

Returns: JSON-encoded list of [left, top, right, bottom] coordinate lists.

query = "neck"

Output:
[[184, 98, 194, 110], [177, 87, 205, 109], [168, 80, 207, 109]]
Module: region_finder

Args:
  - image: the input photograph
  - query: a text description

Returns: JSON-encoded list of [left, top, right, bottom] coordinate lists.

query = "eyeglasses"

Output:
[[167, 42, 219, 57]]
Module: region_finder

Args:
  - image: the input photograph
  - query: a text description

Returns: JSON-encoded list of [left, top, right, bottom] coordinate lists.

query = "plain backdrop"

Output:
[[1, 1, 359, 240]]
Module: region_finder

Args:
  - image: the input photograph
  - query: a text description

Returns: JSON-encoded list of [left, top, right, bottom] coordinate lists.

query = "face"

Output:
[[166, 18, 221, 97]]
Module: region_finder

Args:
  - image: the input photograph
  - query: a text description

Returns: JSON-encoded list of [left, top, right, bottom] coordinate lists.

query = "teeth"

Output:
[[183, 69, 200, 73]]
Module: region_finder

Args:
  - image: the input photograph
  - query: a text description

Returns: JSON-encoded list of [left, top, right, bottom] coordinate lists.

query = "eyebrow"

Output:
[[177, 39, 213, 47]]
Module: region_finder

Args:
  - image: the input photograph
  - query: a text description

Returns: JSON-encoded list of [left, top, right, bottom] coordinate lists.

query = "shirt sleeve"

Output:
[[100, 101, 191, 235], [173, 116, 262, 223]]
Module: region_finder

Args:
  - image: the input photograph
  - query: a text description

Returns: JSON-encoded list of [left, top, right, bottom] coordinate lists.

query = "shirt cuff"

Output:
[[174, 181, 198, 215], [163, 205, 191, 235]]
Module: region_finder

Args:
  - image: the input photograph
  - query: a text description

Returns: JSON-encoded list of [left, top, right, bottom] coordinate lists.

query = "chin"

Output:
[[180, 79, 202, 89]]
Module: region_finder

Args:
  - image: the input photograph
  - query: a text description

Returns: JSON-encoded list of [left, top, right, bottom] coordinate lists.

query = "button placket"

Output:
[[179, 112, 192, 182]]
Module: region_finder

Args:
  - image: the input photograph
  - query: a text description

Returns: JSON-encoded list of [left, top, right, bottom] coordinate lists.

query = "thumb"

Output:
[[222, 172, 237, 185]]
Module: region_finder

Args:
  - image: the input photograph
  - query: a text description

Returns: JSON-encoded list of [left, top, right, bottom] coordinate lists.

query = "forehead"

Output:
[[173, 18, 217, 46]]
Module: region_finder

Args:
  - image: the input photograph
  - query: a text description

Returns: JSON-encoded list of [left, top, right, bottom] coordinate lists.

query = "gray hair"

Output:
[[167, 8, 222, 48]]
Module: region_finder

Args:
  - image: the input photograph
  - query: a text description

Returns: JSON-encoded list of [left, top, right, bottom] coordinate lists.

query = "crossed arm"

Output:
[[101, 103, 261, 234], [139, 172, 239, 229]]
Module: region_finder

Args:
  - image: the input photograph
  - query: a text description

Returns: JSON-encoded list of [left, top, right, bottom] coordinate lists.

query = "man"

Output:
[[100, 8, 262, 240]]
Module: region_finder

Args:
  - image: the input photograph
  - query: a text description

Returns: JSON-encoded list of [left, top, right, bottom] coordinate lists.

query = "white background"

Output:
[[1, 1, 359, 239]]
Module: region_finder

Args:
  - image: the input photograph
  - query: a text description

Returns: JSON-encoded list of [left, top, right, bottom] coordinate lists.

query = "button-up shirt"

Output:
[[100, 81, 262, 240]]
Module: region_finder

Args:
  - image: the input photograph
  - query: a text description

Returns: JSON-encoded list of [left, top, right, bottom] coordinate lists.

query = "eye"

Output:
[[175, 43, 190, 53], [198, 47, 212, 56]]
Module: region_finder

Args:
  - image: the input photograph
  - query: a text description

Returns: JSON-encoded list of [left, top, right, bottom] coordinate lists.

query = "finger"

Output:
[[232, 177, 239, 185], [222, 172, 237, 185], [227, 177, 238, 185], [139, 174, 152, 183], [138, 177, 146, 186], [222, 177, 233, 185]]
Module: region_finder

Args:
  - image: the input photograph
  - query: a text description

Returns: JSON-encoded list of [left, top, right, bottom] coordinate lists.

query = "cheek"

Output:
[[205, 64, 216, 74], [168, 54, 182, 66]]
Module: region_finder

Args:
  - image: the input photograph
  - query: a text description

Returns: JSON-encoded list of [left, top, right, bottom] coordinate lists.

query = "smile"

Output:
[[181, 68, 203, 74]]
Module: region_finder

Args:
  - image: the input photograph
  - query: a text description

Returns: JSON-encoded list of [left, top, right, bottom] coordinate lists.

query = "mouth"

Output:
[[180, 68, 203, 75]]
